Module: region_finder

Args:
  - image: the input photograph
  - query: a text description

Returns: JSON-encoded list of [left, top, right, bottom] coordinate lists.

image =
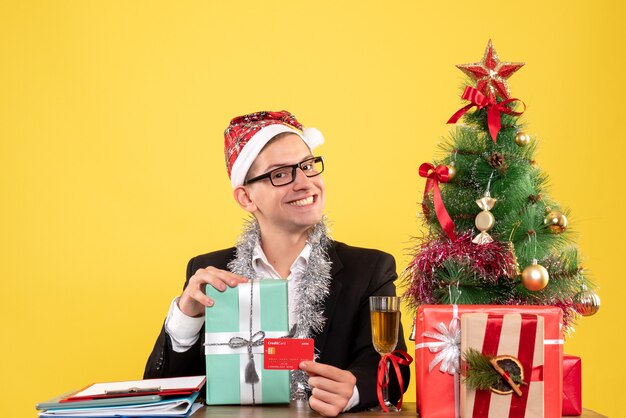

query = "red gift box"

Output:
[[414, 305, 563, 418], [461, 313, 545, 418], [562, 355, 582, 416]]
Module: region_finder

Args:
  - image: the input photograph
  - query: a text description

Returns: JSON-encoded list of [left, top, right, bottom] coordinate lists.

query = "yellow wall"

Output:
[[1, 1, 624, 416]]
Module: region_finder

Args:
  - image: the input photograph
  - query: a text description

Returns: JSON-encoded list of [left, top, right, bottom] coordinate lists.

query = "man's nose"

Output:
[[292, 167, 312, 188]]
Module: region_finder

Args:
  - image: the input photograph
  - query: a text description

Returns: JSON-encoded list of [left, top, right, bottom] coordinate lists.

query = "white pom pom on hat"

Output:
[[302, 127, 325, 149]]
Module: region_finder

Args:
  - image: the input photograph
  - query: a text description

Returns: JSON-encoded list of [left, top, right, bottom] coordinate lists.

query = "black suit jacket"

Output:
[[144, 241, 410, 411]]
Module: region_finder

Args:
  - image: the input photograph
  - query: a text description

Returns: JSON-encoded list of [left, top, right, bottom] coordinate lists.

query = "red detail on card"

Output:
[[263, 338, 315, 370]]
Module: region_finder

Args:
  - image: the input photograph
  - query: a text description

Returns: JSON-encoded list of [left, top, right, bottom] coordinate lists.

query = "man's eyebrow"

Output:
[[263, 154, 314, 172]]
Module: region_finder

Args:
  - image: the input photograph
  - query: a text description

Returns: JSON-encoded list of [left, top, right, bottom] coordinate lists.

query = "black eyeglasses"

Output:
[[244, 156, 325, 187]]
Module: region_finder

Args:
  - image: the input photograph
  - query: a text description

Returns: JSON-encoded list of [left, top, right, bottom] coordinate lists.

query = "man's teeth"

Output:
[[289, 196, 314, 206]]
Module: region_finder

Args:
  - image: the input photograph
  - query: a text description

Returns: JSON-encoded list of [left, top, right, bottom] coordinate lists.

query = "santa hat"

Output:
[[224, 110, 324, 188]]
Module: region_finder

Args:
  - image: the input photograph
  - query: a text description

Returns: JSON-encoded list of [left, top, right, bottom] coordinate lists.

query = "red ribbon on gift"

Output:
[[376, 350, 413, 412], [419, 163, 456, 241], [447, 86, 526, 143], [530, 364, 543, 382], [472, 314, 540, 418]]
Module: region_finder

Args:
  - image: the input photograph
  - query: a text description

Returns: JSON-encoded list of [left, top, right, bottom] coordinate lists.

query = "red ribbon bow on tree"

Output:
[[447, 86, 525, 143], [419, 163, 456, 241], [376, 350, 413, 412]]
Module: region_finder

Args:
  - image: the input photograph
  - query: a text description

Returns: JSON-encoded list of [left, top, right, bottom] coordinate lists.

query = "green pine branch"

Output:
[[431, 259, 513, 304], [463, 348, 522, 391]]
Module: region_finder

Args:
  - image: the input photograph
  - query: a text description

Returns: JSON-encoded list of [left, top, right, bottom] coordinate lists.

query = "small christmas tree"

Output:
[[403, 40, 600, 331]]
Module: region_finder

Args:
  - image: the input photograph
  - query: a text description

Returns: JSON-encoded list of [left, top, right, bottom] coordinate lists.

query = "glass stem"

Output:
[[383, 358, 390, 405]]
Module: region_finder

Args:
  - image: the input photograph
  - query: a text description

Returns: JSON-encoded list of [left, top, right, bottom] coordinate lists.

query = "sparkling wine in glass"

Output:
[[369, 296, 401, 411]]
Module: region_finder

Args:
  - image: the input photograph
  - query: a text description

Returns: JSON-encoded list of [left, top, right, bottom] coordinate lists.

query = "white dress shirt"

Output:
[[163, 243, 359, 410]]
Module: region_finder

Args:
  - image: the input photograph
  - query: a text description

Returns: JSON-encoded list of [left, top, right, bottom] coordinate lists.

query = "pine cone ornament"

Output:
[[487, 152, 508, 170]]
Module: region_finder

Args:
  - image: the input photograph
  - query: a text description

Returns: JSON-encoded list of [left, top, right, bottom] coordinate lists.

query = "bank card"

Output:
[[263, 338, 314, 370]]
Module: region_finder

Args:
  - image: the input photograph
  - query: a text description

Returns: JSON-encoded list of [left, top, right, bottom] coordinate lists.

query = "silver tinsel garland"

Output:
[[227, 217, 333, 400]]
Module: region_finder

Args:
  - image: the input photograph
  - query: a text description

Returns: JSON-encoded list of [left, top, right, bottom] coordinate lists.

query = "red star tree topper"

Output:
[[456, 39, 524, 99]]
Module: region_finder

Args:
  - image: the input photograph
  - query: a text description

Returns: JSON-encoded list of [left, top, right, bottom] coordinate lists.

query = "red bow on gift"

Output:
[[419, 163, 456, 241], [377, 350, 413, 412], [447, 86, 525, 143]]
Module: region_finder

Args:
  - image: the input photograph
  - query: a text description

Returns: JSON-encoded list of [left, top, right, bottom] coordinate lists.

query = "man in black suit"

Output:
[[144, 111, 409, 416]]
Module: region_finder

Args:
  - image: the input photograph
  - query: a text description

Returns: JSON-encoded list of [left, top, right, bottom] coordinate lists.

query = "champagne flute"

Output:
[[369, 296, 401, 411]]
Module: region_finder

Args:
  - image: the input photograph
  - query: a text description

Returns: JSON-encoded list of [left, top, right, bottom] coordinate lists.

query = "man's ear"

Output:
[[233, 186, 257, 213]]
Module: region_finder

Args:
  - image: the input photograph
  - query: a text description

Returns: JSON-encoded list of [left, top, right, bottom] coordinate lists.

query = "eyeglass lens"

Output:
[[270, 158, 323, 186]]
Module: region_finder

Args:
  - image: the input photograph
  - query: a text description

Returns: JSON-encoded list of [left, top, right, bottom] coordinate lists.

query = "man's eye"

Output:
[[272, 169, 289, 179], [301, 163, 313, 171]]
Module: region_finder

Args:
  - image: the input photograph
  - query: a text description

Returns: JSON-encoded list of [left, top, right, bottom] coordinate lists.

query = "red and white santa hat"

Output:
[[224, 110, 324, 188]]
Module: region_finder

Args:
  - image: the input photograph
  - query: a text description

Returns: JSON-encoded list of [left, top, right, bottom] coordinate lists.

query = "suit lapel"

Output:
[[314, 241, 344, 354]]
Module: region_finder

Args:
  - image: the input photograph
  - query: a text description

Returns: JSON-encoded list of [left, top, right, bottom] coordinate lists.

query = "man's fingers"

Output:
[[300, 361, 355, 384], [308, 395, 341, 418], [191, 270, 245, 292], [308, 376, 354, 399], [310, 387, 346, 407], [196, 266, 248, 287], [180, 267, 248, 316], [302, 362, 356, 417], [191, 287, 214, 307]]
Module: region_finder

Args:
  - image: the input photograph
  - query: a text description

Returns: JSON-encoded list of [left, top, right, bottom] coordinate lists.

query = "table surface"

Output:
[[195, 401, 607, 417]]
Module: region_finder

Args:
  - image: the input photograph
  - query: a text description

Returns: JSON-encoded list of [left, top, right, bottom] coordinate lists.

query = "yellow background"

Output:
[[1, 1, 624, 417]]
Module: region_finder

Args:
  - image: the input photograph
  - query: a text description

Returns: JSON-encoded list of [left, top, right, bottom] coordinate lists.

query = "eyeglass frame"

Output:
[[243, 156, 325, 187]]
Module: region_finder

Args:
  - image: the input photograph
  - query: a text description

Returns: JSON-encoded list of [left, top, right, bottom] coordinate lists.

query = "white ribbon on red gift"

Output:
[[415, 305, 461, 374]]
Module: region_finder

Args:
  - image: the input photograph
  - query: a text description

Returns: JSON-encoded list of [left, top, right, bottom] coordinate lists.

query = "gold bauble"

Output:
[[515, 132, 531, 146], [573, 285, 601, 316], [544, 210, 568, 234], [521, 260, 549, 291], [447, 162, 457, 181], [475, 210, 495, 232]]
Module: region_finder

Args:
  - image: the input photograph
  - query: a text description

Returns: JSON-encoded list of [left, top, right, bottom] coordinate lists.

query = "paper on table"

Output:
[[39, 392, 199, 417], [67, 376, 205, 399]]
